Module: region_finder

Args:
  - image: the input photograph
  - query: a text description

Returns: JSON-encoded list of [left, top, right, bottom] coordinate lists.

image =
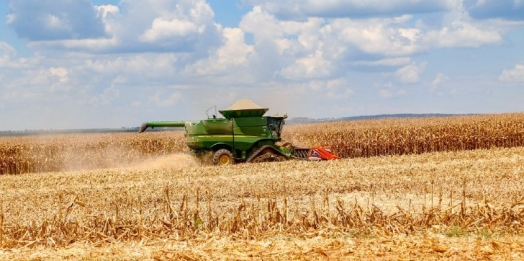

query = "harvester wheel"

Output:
[[213, 149, 235, 165]]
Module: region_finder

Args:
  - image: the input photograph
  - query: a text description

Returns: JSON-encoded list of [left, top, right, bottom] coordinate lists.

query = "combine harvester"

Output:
[[139, 99, 339, 165]]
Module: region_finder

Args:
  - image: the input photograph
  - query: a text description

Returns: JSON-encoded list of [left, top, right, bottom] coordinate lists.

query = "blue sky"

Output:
[[1, 0, 523, 131]]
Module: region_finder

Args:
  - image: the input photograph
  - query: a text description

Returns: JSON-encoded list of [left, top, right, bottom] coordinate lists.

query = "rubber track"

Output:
[[247, 145, 286, 163]]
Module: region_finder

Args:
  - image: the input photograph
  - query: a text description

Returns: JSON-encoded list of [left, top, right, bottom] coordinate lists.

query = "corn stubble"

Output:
[[0, 152, 523, 259], [0, 114, 524, 259]]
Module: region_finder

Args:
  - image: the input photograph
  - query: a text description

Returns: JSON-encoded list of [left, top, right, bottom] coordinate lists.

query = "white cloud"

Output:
[[431, 73, 450, 91], [49, 67, 68, 83], [100, 85, 120, 104], [378, 81, 408, 99], [45, 14, 71, 31], [152, 91, 182, 107], [308, 78, 353, 100], [96, 5, 120, 35], [12, 0, 222, 54], [185, 28, 254, 78], [26, 67, 71, 92], [379, 89, 393, 98], [280, 55, 332, 79], [140, 18, 199, 42], [130, 0, 218, 49], [331, 16, 422, 57], [395, 62, 426, 83], [240, 6, 285, 43], [84, 53, 178, 78], [0, 42, 16, 66], [96, 5, 120, 19], [2, 0, 524, 130], [424, 21, 502, 48], [499, 64, 524, 82], [7, 0, 107, 40]]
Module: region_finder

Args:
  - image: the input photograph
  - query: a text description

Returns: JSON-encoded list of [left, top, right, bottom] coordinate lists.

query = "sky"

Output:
[[0, 0, 523, 131]]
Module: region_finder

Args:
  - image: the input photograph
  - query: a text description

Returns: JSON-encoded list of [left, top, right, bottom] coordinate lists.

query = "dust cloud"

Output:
[[128, 153, 201, 171], [60, 146, 202, 173]]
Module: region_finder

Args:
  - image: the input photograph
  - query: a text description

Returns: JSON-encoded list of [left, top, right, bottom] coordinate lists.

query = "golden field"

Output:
[[2, 113, 524, 175], [283, 113, 524, 157], [0, 114, 524, 260], [0, 132, 187, 175]]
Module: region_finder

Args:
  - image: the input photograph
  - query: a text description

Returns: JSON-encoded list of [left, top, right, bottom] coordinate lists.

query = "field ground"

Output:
[[1, 146, 524, 260]]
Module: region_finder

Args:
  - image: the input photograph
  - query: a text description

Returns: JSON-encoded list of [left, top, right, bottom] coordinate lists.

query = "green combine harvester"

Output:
[[139, 99, 339, 165]]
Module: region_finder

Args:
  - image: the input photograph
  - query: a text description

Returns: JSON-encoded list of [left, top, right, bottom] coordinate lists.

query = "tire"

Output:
[[213, 149, 235, 165]]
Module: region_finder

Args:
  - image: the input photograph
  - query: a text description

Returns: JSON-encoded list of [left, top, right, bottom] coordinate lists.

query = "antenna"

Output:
[[206, 106, 217, 119]]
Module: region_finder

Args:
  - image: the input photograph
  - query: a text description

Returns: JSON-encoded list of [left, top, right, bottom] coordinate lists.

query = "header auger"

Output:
[[139, 99, 339, 165]]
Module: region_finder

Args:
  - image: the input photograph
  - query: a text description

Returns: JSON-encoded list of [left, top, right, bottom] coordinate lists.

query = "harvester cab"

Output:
[[139, 99, 338, 165]]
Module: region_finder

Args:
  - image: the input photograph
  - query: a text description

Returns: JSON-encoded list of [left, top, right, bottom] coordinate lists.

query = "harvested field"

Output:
[[1, 114, 524, 260], [1, 146, 524, 260]]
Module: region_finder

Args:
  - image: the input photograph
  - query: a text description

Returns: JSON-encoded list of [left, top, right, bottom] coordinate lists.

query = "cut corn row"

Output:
[[0, 192, 522, 248]]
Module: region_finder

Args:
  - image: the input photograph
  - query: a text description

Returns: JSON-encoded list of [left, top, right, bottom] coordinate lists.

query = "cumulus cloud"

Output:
[[152, 91, 182, 107], [238, 8, 430, 81], [378, 82, 407, 98], [280, 55, 333, 80], [330, 16, 423, 57], [423, 21, 502, 48], [99, 85, 120, 104], [499, 64, 524, 82], [464, 0, 524, 21], [184, 28, 254, 79], [0, 42, 16, 66], [395, 62, 426, 83], [135, 0, 219, 48], [308, 78, 353, 100], [2, 0, 523, 130], [49, 67, 69, 83], [431, 73, 450, 91], [7, 0, 107, 40], [8, 0, 223, 55], [141, 18, 200, 42]]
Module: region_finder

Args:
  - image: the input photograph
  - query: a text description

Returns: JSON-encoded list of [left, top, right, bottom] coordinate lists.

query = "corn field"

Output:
[[2, 113, 524, 175], [284, 113, 524, 158]]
